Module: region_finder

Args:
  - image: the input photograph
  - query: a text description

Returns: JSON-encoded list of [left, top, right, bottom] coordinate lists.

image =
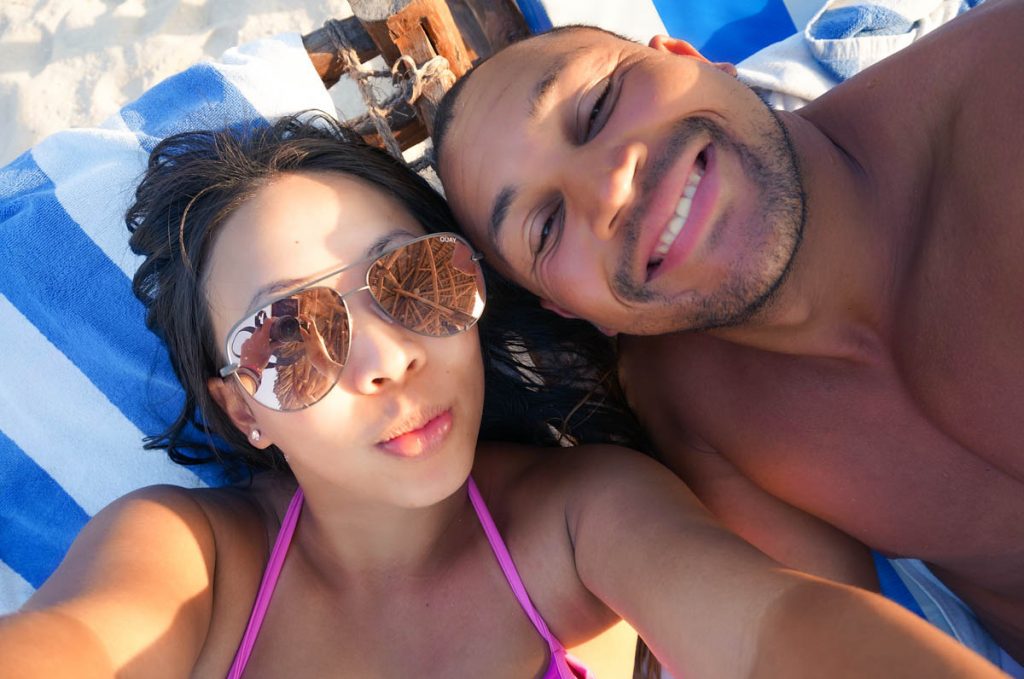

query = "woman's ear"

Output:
[[648, 35, 738, 77], [207, 377, 271, 449]]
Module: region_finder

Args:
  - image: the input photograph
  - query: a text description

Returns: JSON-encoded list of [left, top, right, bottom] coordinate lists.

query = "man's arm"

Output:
[[0, 486, 218, 678], [564, 446, 1004, 678]]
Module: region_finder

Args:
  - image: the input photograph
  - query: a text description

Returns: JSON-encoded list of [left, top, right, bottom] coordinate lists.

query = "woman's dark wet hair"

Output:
[[477, 266, 650, 453], [127, 110, 648, 482]]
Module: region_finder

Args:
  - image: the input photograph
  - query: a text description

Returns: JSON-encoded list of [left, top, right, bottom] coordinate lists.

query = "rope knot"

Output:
[[391, 54, 452, 105], [320, 19, 451, 170]]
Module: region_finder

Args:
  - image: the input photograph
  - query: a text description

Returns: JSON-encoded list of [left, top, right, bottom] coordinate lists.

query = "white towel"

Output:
[[738, 0, 982, 110]]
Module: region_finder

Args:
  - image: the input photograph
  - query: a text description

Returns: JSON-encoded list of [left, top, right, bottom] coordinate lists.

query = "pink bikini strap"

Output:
[[226, 487, 305, 679], [467, 476, 566, 655], [227, 481, 579, 679]]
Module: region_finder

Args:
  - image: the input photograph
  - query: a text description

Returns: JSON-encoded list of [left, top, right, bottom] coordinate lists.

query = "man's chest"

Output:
[[622, 332, 1024, 566]]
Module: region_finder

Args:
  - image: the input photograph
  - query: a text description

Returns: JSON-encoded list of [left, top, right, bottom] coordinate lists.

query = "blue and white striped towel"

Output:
[[0, 32, 335, 614], [520, 0, 825, 62]]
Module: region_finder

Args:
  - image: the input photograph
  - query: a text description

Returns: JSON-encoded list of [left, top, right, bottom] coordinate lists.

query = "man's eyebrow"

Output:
[[528, 50, 578, 120], [487, 185, 517, 258], [487, 47, 583, 259]]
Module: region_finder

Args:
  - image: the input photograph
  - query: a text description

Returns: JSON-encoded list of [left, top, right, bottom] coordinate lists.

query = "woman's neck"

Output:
[[285, 474, 477, 590]]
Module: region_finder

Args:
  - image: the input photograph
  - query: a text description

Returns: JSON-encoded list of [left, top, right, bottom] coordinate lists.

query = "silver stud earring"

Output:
[[250, 429, 261, 443]]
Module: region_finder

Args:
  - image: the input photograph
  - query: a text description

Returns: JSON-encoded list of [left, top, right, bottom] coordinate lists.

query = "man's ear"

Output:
[[648, 35, 738, 77], [649, 35, 705, 59], [207, 377, 271, 449], [539, 299, 617, 337]]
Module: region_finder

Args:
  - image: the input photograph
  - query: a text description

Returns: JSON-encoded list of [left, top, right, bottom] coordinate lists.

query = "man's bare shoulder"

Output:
[[927, 0, 1023, 96], [617, 332, 754, 429], [799, 0, 1022, 164]]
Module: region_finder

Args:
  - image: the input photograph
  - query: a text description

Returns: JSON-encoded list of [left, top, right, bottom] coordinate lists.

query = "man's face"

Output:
[[439, 28, 805, 335]]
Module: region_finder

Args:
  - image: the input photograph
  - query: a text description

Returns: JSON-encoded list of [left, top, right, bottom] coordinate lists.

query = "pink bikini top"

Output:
[[226, 477, 593, 678]]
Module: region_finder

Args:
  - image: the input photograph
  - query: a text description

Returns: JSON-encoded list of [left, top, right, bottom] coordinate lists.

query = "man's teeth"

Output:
[[654, 165, 705, 258]]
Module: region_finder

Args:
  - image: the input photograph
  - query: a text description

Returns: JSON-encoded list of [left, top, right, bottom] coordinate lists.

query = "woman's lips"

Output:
[[377, 410, 453, 458]]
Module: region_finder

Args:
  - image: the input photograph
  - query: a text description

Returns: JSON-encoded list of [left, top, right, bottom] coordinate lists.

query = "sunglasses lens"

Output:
[[367, 235, 485, 336], [227, 288, 349, 411]]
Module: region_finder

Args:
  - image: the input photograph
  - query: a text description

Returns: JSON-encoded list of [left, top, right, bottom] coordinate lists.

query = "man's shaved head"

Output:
[[435, 24, 804, 336]]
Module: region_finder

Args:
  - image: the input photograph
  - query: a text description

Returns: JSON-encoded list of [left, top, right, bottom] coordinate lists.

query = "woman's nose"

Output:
[[341, 298, 427, 395]]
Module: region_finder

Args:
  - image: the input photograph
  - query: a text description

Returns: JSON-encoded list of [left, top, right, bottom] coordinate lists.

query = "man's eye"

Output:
[[536, 202, 562, 255], [584, 79, 613, 141]]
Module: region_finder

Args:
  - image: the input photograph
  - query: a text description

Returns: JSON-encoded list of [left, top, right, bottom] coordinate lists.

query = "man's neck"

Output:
[[703, 107, 919, 362]]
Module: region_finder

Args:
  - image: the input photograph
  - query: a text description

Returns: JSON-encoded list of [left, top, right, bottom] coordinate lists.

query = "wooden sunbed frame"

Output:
[[300, 0, 531, 151]]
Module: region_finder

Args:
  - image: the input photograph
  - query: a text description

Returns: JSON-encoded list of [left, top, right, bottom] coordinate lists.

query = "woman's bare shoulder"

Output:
[[0, 482, 277, 676], [25, 482, 276, 611], [474, 441, 671, 498], [470, 443, 672, 642]]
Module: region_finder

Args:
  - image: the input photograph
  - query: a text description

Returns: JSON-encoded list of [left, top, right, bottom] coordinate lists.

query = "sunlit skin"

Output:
[[439, 1, 1024, 663], [1, 171, 1010, 679]]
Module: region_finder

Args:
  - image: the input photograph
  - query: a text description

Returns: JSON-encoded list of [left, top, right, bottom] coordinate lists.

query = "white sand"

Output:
[[0, 0, 367, 166]]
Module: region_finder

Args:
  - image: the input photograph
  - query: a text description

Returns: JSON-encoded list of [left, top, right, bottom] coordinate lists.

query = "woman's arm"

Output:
[[563, 446, 1004, 679], [664, 438, 879, 589], [0, 486, 217, 678]]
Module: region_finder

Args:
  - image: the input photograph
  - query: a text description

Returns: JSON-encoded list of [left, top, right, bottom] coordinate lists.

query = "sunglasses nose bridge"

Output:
[[338, 299, 428, 394]]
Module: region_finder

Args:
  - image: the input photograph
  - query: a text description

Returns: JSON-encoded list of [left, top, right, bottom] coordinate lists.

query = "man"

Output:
[[432, 0, 1024, 667]]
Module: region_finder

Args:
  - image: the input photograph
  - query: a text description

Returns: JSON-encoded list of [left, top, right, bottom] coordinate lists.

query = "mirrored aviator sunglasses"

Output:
[[218, 232, 486, 412]]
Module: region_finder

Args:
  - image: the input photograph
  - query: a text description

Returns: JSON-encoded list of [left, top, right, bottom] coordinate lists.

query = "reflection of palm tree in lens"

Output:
[[369, 239, 480, 336], [299, 321, 344, 376], [273, 289, 348, 410]]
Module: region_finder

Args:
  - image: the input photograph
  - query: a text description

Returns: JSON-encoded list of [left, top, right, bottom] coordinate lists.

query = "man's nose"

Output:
[[562, 141, 642, 240], [342, 299, 426, 395]]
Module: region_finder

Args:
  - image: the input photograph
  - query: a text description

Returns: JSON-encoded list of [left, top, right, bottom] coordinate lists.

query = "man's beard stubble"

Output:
[[612, 107, 806, 334]]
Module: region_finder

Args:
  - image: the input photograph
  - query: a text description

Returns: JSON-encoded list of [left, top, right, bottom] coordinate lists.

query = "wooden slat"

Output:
[[448, 0, 530, 58], [303, 0, 530, 149], [350, 0, 470, 135], [301, 16, 378, 88]]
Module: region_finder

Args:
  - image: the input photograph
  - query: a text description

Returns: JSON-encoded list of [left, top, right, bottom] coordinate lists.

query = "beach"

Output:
[[0, 0, 362, 165]]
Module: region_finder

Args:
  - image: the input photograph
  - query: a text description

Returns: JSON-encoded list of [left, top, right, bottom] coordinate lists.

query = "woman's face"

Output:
[[204, 171, 484, 508]]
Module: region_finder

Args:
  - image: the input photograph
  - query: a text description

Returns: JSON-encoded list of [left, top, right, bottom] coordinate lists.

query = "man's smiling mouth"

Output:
[[647, 149, 708, 276]]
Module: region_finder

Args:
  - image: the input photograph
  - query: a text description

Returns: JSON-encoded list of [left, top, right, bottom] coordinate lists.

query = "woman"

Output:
[[0, 113, 1001, 679]]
